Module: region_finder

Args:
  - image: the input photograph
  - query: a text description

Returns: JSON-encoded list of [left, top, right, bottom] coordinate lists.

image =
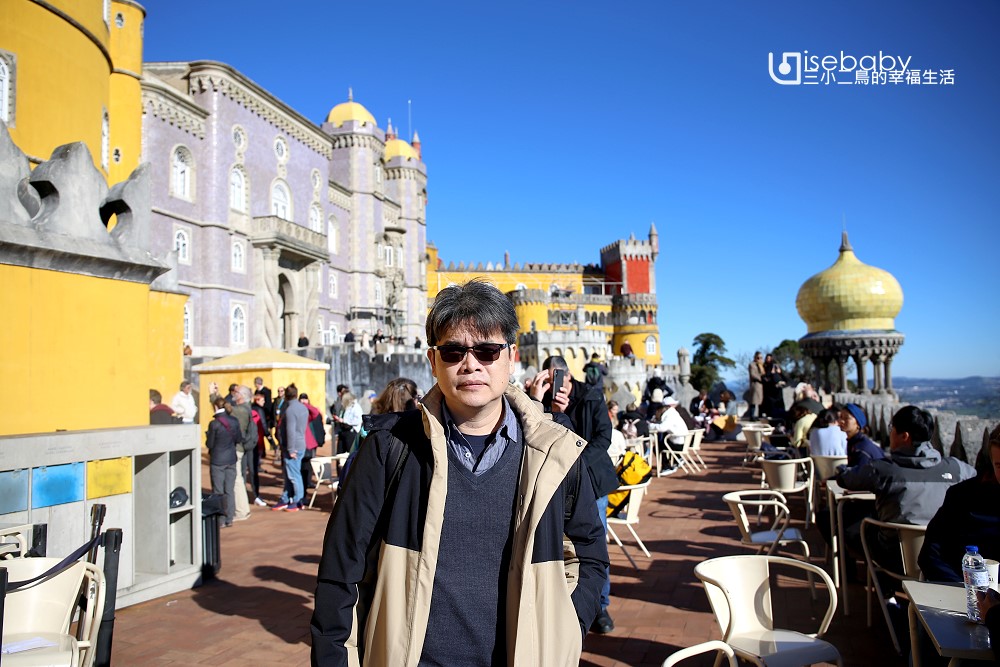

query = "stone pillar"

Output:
[[836, 356, 848, 394], [256, 247, 281, 348], [854, 353, 870, 395], [884, 355, 896, 396], [872, 355, 885, 394]]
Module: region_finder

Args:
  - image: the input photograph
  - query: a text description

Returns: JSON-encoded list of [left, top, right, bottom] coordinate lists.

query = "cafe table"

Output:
[[825, 479, 875, 614], [904, 580, 992, 666]]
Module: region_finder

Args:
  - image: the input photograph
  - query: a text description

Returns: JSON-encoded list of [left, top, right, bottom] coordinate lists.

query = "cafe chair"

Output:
[[607, 481, 652, 569], [307, 455, 340, 509], [809, 454, 847, 510], [684, 428, 707, 471], [860, 517, 928, 655], [760, 457, 815, 528], [722, 490, 811, 560], [661, 640, 737, 667], [742, 424, 774, 466], [1, 556, 107, 667], [695, 555, 842, 667]]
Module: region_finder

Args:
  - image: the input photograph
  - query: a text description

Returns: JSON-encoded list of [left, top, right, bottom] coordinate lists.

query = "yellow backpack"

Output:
[[607, 451, 652, 516]]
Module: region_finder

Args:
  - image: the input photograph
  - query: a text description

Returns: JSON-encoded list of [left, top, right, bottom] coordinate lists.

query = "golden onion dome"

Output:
[[796, 232, 903, 334], [384, 137, 419, 162], [325, 89, 376, 127]]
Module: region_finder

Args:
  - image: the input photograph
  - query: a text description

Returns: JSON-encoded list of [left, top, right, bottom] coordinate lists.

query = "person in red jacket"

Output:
[[299, 393, 325, 491]]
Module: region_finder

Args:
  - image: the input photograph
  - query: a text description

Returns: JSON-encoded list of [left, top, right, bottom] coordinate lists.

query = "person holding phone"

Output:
[[533, 355, 619, 635]]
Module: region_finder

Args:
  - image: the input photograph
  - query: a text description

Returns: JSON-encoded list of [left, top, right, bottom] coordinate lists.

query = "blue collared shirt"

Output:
[[441, 396, 521, 476]]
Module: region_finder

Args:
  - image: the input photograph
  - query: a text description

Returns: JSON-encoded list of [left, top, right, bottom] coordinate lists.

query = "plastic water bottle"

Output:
[[963, 545, 989, 621]]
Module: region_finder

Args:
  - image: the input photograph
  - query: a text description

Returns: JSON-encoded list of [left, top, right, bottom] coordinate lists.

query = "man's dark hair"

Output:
[[542, 356, 569, 372], [228, 383, 238, 393], [336, 384, 348, 394], [425, 279, 519, 346], [179, 380, 191, 391], [150, 389, 162, 404], [285, 383, 299, 400], [891, 405, 935, 444], [254, 389, 265, 397]]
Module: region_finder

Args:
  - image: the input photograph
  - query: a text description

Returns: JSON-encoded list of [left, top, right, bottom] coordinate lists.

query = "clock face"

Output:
[[232, 126, 246, 149], [274, 137, 288, 160]]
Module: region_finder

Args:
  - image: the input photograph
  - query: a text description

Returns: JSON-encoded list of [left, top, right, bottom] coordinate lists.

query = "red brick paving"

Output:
[[111, 440, 903, 666]]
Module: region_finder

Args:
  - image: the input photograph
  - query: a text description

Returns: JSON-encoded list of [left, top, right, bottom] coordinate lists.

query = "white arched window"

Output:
[[0, 58, 9, 123], [374, 281, 383, 305], [231, 240, 245, 272], [323, 325, 337, 345], [327, 218, 338, 253], [309, 204, 322, 232], [101, 109, 109, 170], [229, 166, 246, 212], [385, 246, 394, 267], [171, 147, 193, 199], [328, 271, 337, 297], [645, 335, 657, 355], [231, 304, 247, 345], [271, 181, 290, 220], [182, 303, 191, 344], [173, 228, 190, 263]]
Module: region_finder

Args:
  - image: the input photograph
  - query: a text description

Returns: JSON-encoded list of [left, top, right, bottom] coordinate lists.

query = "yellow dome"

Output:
[[796, 232, 903, 334], [384, 137, 419, 162], [325, 96, 376, 128]]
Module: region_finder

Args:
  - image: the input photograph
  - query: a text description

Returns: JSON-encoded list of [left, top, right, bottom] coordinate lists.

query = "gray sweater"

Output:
[[283, 399, 309, 457]]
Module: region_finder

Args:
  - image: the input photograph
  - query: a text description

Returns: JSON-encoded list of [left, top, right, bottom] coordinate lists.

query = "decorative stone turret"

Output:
[[796, 232, 904, 397]]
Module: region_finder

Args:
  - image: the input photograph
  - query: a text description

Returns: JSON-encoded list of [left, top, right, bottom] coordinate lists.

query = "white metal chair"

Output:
[[810, 454, 847, 513], [722, 490, 812, 562], [661, 640, 737, 667], [607, 481, 652, 569], [860, 517, 928, 655], [1, 557, 107, 667], [686, 428, 707, 470], [760, 457, 815, 528], [657, 431, 698, 476], [742, 425, 774, 465], [695, 555, 843, 667], [307, 455, 341, 509]]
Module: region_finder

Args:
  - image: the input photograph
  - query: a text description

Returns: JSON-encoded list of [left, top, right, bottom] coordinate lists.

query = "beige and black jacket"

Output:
[[311, 385, 608, 666]]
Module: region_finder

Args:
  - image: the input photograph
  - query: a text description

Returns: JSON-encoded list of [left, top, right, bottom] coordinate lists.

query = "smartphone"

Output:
[[551, 369, 565, 396]]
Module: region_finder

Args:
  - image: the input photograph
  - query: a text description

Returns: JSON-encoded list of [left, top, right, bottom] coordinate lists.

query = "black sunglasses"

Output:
[[430, 342, 511, 363]]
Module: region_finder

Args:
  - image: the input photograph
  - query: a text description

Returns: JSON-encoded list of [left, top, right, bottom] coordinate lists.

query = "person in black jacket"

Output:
[[205, 396, 241, 527], [920, 425, 1000, 582], [535, 355, 619, 634]]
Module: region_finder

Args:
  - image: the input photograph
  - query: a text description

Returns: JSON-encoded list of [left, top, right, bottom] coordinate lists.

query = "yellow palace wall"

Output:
[[0, 264, 182, 435], [108, 0, 144, 185], [2, 0, 114, 171]]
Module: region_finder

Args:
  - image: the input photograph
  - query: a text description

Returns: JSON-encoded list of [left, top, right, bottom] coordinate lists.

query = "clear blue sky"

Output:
[[141, 0, 1000, 380]]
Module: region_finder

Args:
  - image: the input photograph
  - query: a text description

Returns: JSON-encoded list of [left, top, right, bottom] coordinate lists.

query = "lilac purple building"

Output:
[[142, 61, 427, 356]]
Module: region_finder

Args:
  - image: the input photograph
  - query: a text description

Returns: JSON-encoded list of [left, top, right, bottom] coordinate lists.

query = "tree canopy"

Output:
[[690, 332, 736, 392]]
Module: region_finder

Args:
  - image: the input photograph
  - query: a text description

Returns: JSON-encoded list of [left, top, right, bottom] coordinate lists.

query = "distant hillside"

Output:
[[715, 375, 1000, 419], [894, 376, 1000, 419]]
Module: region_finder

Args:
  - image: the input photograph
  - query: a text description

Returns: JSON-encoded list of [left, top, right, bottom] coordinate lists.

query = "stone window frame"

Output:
[[183, 302, 192, 344], [274, 135, 289, 163], [173, 226, 191, 264], [230, 302, 248, 346], [308, 202, 323, 232], [328, 269, 337, 297], [232, 124, 247, 151], [229, 164, 248, 213], [311, 169, 322, 195], [101, 108, 109, 171], [0, 51, 16, 126], [231, 238, 246, 273], [270, 179, 292, 220], [327, 216, 338, 254], [374, 281, 383, 305], [170, 145, 194, 200], [645, 335, 657, 356]]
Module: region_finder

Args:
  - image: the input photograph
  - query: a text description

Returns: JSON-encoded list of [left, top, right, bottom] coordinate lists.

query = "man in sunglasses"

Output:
[[312, 279, 608, 667]]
